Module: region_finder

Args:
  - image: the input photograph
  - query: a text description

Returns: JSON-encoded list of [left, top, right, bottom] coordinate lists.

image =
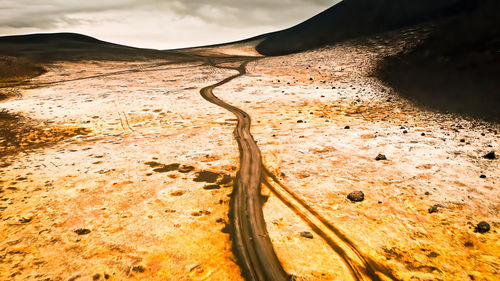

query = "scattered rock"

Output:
[[428, 204, 444, 214], [131, 264, 145, 273], [483, 151, 496, 160], [344, 126, 350, 129], [74, 228, 91, 235], [18, 215, 32, 223], [170, 190, 185, 196], [347, 191, 365, 202], [480, 174, 486, 178], [297, 120, 304, 123], [68, 275, 81, 281], [375, 154, 387, 161], [427, 252, 439, 258], [403, 130, 408, 134], [474, 221, 491, 233], [300, 231, 314, 239], [191, 211, 203, 217]]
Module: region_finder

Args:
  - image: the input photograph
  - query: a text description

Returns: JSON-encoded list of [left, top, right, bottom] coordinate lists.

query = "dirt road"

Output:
[[199, 58, 401, 281], [200, 58, 289, 281]]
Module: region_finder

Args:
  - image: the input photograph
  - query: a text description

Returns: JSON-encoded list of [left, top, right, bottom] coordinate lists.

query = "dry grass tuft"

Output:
[[0, 109, 90, 158]]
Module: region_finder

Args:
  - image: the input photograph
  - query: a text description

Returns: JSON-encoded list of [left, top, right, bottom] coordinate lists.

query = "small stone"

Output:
[[403, 130, 408, 134], [170, 190, 185, 196], [297, 120, 304, 123], [483, 152, 496, 160], [475, 221, 490, 233], [464, 241, 474, 247], [347, 191, 364, 202], [131, 264, 145, 273], [375, 154, 387, 161], [300, 231, 314, 239], [93, 274, 101, 280], [428, 205, 440, 213], [427, 252, 439, 258], [19, 215, 32, 223], [480, 174, 486, 179], [191, 211, 202, 216], [344, 126, 350, 129], [74, 228, 91, 235], [421, 133, 426, 136]]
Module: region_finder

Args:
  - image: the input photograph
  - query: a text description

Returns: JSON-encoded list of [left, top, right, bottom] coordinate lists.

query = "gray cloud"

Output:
[[0, 0, 339, 48]]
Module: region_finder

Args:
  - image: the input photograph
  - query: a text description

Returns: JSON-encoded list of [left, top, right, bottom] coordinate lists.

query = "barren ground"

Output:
[[0, 29, 498, 281]]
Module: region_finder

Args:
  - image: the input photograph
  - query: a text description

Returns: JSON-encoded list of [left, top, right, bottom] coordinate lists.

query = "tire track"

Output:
[[262, 169, 399, 281], [200, 58, 289, 281], [200, 56, 398, 281]]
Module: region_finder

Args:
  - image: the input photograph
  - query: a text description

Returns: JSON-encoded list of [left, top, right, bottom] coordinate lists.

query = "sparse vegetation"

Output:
[[0, 109, 90, 158], [0, 56, 46, 87]]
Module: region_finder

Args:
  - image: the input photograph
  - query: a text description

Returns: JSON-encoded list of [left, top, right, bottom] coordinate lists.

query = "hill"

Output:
[[256, 0, 471, 56], [0, 32, 191, 63]]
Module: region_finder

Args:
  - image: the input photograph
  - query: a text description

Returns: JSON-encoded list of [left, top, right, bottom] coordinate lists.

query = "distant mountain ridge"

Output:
[[0, 32, 190, 62]]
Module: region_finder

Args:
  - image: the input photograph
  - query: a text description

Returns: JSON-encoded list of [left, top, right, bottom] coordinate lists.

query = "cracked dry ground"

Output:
[[1, 30, 499, 281]]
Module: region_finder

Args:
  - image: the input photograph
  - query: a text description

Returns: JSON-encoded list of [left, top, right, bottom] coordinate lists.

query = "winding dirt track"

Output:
[[200, 58, 289, 281], [200, 57, 401, 281]]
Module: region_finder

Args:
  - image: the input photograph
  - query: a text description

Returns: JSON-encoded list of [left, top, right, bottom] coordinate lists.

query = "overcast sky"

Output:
[[0, 0, 340, 49]]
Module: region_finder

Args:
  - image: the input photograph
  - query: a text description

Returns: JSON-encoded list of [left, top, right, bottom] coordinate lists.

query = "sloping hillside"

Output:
[[376, 0, 500, 122], [256, 0, 471, 56]]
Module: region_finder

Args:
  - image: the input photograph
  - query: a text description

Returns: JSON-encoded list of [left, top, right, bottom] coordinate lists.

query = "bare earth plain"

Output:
[[0, 29, 499, 281]]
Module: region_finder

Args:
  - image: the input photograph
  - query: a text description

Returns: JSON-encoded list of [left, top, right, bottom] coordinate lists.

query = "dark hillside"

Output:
[[256, 0, 472, 56], [0, 33, 192, 63]]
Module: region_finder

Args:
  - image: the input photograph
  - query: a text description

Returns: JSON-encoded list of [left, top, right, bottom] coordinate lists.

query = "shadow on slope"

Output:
[[376, 0, 499, 122]]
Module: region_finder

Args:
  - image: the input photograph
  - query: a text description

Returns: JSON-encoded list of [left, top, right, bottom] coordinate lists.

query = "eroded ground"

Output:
[[0, 29, 499, 281]]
